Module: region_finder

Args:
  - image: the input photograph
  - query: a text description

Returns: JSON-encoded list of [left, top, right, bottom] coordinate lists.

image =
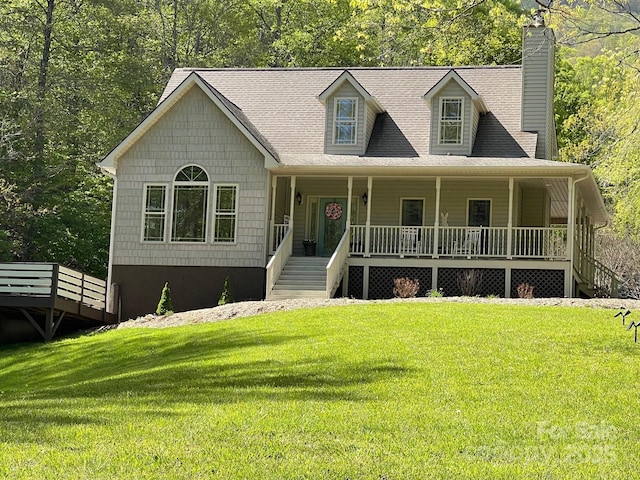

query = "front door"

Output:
[[318, 198, 347, 256]]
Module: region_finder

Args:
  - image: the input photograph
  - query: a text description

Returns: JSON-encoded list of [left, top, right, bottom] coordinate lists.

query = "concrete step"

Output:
[[267, 256, 331, 300], [281, 266, 326, 273], [268, 289, 328, 300], [273, 282, 325, 290], [286, 257, 330, 265]]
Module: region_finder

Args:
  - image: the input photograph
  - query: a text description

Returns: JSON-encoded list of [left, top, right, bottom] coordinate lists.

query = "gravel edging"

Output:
[[117, 296, 640, 329]]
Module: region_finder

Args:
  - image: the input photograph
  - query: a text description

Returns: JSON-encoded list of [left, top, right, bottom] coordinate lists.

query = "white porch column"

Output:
[[566, 177, 575, 296], [507, 177, 514, 259], [289, 176, 297, 257], [364, 176, 372, 257], [269, 175, 277, 253], [433, 177, 441, 259], [346, 176, 353, 227]]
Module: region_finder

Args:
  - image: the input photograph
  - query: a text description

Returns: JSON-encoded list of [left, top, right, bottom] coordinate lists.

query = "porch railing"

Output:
[[364, 226, 435, 257], [512, 227, 567, 259], [271, 223, 289, 253], [348, 225, 569, 260], [266, 227, 293, 299], [574, 245, 619, 297], [438, 227, 508, 258], [326, 227, 351, 298]]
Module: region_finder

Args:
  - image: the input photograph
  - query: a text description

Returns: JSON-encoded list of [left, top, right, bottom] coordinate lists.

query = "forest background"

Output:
[[0, 0, 639, 295]]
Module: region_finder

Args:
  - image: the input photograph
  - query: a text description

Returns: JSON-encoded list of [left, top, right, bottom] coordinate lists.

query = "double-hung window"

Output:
[[401, 199, 425, 226], [172, 165, 209, 242], [213, 185, 238, 243], [142, 185, 167, 242], [333, 98, 358, 145], [467, 199, 491, 227], [439, 97, 463, 145]]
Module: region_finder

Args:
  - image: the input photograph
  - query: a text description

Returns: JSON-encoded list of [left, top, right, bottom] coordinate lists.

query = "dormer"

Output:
[[318, 71, 383, 155], [423, 70, 488, 156]]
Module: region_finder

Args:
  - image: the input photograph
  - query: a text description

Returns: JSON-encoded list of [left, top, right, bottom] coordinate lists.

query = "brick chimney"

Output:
[[521, 13, 557, 159]]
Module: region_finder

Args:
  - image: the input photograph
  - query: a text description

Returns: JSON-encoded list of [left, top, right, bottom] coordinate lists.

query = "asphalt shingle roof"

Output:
[[160, 66, 536, 161]]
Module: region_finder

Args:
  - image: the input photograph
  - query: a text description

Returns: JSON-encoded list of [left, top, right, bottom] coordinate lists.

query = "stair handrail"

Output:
[[576, 248, 619, 297], [266, 227, 293, 299], [326, 227, 351, 299]]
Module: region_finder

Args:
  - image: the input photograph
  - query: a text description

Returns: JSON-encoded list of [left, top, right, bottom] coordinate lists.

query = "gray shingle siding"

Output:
[[112, 86, 268, 268], [324, 83, 366, 155], [429, 81, 473, 156]]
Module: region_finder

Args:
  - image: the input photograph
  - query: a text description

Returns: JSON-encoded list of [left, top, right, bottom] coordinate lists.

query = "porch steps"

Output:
[[269, 257, 329, 300]]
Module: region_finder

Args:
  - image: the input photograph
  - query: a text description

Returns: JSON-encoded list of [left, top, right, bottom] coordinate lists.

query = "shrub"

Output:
[[156, 282, 173, 316], [393, 277, 419, 298], [457, 269, 483, 296], [218, 276, 234, 306], [428, 288, 444, 298], [517, 283, 535, 299]]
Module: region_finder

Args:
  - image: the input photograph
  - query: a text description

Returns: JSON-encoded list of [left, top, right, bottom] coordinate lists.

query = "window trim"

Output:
[[332, 97, 359, 146], [212, 183, 239, 244], [438, 97, 464, 146], [399, 197, 426, 226], [141, 183, 168, 243], [170, 164, 210, 244], [466, 198, 492, 227]]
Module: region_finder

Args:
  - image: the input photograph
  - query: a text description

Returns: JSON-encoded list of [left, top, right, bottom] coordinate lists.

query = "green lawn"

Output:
[[0, 303, 638, 479]]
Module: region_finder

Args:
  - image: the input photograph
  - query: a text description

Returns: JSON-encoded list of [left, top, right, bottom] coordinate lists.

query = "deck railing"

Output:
[[348, 225, 568, 260], [0, 263, 107, 309]]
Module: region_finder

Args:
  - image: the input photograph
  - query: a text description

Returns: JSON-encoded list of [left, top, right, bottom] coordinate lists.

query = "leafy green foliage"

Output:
[[0, 0, 531, 279], [156, 282, 174, 316], [218, 276, 234, 306], [0, 303, 637, 478]]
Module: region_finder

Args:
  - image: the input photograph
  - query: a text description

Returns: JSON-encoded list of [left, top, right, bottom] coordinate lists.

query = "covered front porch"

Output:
[[266, 173, 614, 299]]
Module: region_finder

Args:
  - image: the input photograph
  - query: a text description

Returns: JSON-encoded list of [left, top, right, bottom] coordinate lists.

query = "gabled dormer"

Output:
[[423, 70, 488, 156], [318, 70, 383, 155]]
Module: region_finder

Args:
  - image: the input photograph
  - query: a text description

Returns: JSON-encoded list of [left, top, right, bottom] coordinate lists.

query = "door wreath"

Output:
[[325, 202, 343, 220]]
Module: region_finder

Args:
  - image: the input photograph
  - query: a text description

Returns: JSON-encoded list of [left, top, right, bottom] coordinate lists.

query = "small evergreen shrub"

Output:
[[393, 277, 419, 298], [156, 282, 173, 316], [428, 288, 444, 298], [218, 276, 234, 306]]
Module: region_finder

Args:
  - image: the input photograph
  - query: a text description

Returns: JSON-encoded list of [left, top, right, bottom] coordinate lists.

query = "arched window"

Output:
[[171, 165, 209, 242]]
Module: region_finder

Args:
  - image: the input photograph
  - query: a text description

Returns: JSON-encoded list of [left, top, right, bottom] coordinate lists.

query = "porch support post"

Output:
[[346, 177, 353, 227], [566, 177, 575, 297], [507, 177, 514, 259], [364, 176, 372, 258], [269, 175, 277, 253], [433, 177, 441, 259], [289, 176, 297, 231], [363, 265, 370, 299], [505, 267, 512, 299]]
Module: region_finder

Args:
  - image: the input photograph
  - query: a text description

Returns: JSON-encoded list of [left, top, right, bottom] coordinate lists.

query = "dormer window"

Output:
[[333, 98, 358, 145], [439, 97, 464, 145]]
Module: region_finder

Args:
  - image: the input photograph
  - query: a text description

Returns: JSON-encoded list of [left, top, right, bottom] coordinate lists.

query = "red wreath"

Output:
[[325, 202, 343, 220]]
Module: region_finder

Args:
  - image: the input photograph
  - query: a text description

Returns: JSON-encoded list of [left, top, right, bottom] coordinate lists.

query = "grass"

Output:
[[0, 303, 638, 479]]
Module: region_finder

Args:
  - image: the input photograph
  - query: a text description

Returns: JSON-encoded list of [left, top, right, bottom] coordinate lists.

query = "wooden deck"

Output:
[[0, 263, 116, 342]]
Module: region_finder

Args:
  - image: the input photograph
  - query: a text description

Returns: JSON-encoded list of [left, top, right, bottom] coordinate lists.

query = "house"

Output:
[[99, 20, 616, 320]]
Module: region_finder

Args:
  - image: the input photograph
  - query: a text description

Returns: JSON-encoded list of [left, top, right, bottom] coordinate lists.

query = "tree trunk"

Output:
[[34, 0, 55, 167]]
